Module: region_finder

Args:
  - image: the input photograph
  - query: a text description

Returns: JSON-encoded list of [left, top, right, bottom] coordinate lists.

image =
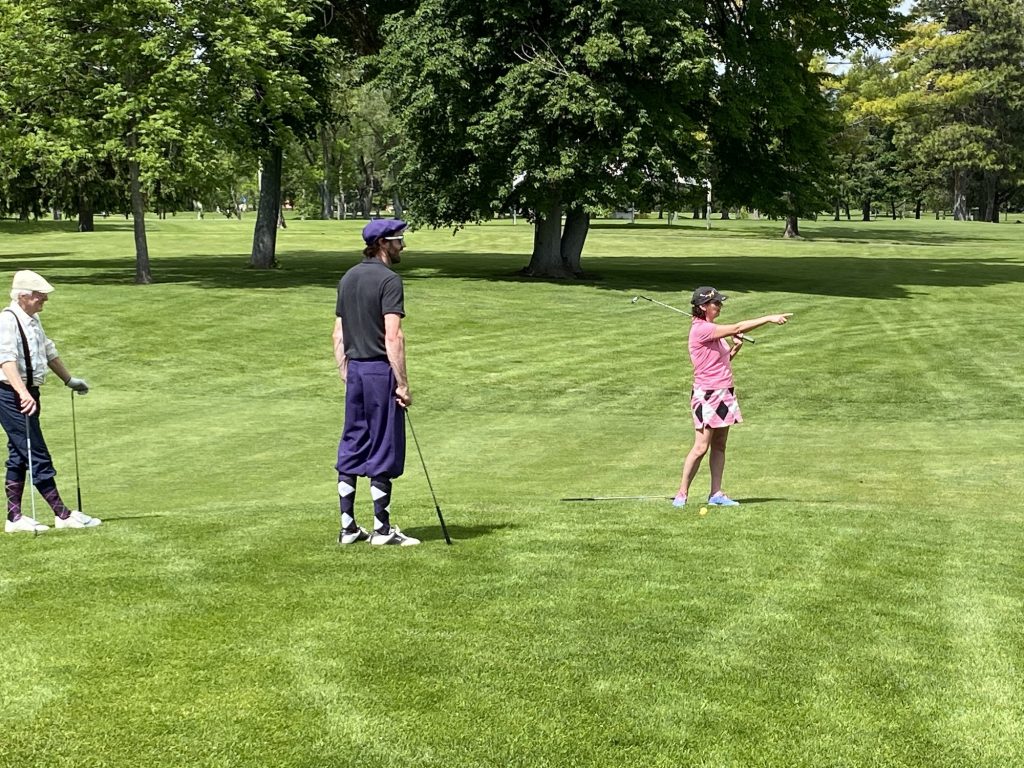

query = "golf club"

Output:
[[406, 411, 452, 545], [560, 495, 673, 502], [631, 295, 756, 343], [71, 390, 83, 512], [24, 413, 39, 535]]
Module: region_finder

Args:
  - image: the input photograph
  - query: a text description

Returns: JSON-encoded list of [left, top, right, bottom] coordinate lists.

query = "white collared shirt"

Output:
[[0, 301, 59, 385]]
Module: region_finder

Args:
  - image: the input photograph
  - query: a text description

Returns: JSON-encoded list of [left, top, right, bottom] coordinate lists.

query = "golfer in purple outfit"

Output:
[[332, 219, 419, 546]]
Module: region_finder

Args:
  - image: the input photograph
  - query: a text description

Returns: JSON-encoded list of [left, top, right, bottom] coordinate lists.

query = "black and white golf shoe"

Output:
[[338, 526, 371, 545], [369, 526, 420, 546]]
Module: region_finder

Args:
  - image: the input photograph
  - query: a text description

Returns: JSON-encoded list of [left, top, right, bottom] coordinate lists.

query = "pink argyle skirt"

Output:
[[691, 387, 743, 430]]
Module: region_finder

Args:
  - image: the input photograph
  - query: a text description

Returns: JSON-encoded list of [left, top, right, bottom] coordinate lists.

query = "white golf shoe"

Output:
[[54, 510, 102, 529], [5, 515, 49, 533], [369, 526, 420, 546]]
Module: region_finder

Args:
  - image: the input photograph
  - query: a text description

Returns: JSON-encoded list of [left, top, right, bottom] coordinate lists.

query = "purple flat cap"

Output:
[[362, 218, 407, 244]]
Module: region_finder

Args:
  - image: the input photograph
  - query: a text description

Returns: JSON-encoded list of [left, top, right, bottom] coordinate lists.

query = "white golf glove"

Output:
[[66, 376, 89, 394]]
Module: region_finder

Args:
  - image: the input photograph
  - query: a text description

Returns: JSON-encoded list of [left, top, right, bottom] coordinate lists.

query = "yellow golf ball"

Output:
[[699, 507, 708, 516]]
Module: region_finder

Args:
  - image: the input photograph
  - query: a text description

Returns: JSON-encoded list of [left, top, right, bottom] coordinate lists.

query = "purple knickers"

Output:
[[336, 359, 406, 478]]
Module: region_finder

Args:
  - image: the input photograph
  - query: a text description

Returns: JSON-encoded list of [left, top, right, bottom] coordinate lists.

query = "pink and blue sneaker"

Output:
[[672, 493, 687, 508], [708, 492, 739, 507]]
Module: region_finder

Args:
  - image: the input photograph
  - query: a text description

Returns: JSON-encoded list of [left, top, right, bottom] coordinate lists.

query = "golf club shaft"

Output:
[[71, 391, 82, 511], [634, 295, 688, 315], [633, 295, 756, 343], [406, 411, 452, 545], [24, 413, 37, 533]]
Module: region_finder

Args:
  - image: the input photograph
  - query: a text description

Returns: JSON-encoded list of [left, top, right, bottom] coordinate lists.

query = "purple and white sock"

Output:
[[36, 478, 71, 519], [5, 477, 24, 522], [338, 474, 357, 531], [370, 477, 392, 534]]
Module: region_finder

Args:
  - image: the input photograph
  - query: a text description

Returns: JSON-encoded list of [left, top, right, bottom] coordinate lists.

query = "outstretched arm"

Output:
[[709, 313, 793, 340]]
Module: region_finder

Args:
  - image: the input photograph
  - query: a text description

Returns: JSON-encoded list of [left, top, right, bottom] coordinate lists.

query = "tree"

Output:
[[875, 0, 1024, 221], [379, 0, 712, 277], [0, 0, 233, 281], [196, 1, 413, 269], [707, 0, 904, 237]]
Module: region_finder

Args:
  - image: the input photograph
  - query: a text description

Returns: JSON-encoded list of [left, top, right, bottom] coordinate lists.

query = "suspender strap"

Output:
[[3, 309, 33, 388]]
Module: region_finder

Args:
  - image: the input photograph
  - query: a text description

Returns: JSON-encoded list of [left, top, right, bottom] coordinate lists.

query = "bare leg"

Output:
[[708, 426, 730, 496], [677, 427, 713, 497]]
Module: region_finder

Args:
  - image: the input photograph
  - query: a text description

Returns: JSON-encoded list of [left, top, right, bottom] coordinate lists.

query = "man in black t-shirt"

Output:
[[332, 219, 419, 546]]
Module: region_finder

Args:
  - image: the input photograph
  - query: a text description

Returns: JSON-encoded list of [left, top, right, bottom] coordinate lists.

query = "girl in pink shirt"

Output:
[[674, 287, 792, 508]]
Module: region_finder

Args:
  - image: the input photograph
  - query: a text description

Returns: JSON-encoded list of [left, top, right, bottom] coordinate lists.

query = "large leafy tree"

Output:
[[379, 0, 712, 277], [0, 0, 228, 282], [707, 0, 904, 237], [197, 0, 412, 269], [876, 0, 1024, 220]]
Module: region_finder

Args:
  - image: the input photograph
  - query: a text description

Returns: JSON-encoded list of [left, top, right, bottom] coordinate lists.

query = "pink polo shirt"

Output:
[[688, 317, 734, 389]]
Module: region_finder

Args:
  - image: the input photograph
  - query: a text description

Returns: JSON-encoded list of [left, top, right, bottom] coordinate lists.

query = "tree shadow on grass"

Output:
[[400, 251, 1024, 301], [6, 246, 1024, 301], [586, 219, 1015, 245], [0, 219, 138, 235]]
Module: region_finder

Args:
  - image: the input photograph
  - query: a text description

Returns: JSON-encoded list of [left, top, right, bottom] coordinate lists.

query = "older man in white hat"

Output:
[[0, 270, 99, 533]]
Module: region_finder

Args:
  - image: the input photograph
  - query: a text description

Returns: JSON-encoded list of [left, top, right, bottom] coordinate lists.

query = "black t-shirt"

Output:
[[336, 259, 405, 359]]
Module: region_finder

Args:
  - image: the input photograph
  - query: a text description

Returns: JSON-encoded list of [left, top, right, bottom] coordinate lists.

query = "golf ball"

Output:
[[699, 507, 708, 516]]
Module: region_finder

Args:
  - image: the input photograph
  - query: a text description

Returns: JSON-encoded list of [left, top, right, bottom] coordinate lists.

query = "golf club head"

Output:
[[630, 296, 640, 304]]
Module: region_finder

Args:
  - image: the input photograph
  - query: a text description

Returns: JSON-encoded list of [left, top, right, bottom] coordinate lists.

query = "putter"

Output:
[[405, 411, 452, 545], [71, 390, 83, 512], [24, 413, 39, 535], [630, 295, 756, 343]]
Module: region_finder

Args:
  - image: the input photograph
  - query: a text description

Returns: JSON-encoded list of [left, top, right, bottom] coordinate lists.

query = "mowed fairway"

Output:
[[0, 215, 1022, 767]]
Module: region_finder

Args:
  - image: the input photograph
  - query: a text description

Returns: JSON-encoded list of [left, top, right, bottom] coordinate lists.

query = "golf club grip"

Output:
[[735, 333, 756, 344]]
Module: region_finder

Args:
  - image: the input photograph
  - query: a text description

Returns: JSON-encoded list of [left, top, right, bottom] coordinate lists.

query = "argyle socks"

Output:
[[370, 476, 393, 534], [338, 474, 358, 532], [5, 473, 24, 522], [36, 478, 71, 519]]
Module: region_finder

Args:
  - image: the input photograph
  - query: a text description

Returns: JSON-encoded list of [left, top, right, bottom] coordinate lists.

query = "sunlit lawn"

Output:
[[0, 213, 1021, 767]]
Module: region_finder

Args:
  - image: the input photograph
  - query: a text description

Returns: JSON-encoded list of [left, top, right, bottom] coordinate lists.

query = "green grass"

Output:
[[0, 214, 1022, 767]]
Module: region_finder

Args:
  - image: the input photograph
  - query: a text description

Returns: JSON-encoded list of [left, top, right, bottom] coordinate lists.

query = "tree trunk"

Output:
[[720, 208, 730, 220], [77, 190, 94, 232], [844, 204, 851, 220], [560, 206, 589, 276], [318, 180, 332, 220], [983, 172, 998, 222], [915, 200, 922, 219], [392, 191, 404, 220], [524, 199, 568, 277], [128, 156, 152, 284], [319, 127, 334, 220], [952, 169, 969, 221], [229, 187, 243, 220], [834, 199, 841, 221], [358, 153, 375, 217], [890, 201, 897, 220], [782, 215, 800, 238], [251, 144, 283, 269], [861, 199, 871, 222]]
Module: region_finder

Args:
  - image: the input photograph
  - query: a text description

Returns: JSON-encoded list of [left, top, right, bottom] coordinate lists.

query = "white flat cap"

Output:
[[11, 270, 55, 293]]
